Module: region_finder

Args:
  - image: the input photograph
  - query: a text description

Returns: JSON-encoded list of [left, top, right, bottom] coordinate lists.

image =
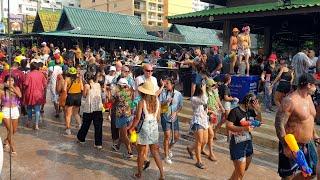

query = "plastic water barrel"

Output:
[[230, 75, 260, 102]]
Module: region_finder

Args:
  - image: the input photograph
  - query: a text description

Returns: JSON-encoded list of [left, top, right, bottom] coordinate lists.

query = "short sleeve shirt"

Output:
[[159, 89, 183, 121], [219, 84, 231, 100], [228, 107, 256, 127]]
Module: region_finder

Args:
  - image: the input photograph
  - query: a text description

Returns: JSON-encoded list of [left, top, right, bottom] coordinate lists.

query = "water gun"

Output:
[[284, 134, 313, 177], [240, 118, 261, 128], [130, 130, 138, 143]]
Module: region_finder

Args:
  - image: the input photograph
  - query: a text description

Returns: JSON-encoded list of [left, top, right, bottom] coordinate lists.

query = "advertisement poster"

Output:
[[9, 14, 24, 32]]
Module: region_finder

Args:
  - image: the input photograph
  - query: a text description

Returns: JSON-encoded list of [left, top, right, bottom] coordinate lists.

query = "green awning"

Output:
[[56, 7, 158, 41], [169, 24, 222, 46], [167, 0, 320, 20], [40, 30, 220, 46]]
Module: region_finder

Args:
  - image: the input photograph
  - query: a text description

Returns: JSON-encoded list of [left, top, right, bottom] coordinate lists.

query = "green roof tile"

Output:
[[168, 0, 320, 20], [170, 24, 222, 46], [60, 7, 158, 40]]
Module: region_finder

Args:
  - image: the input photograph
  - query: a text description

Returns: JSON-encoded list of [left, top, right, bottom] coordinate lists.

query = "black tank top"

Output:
[[280, 71, 292, 81]]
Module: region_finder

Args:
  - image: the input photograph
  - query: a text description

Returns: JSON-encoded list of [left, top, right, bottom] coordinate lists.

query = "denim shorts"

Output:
[[190, 123, 205, 132], [161, 117, 179, 132], [191, 72, 203, 85], [116, 116, 131, 128], [229, 135, 253, 161]]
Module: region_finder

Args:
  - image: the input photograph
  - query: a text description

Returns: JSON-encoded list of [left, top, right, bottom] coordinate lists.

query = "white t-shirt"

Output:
[[48, 65, 63, 89], [135, 75, 159, 97]]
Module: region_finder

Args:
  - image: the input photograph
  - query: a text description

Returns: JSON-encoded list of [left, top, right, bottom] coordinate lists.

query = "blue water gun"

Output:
[[240, 118, 261, 128], [284, 134, 313, 177]]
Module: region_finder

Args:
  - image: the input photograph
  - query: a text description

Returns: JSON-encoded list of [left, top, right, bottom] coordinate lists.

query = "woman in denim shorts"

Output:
[[186, 84, 209, 169], [226, 93, 263, 180]]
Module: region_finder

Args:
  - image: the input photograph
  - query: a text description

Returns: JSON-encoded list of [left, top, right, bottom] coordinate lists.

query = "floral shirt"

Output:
[[114, 87, 133, 118], [207, 89, 220, 114]]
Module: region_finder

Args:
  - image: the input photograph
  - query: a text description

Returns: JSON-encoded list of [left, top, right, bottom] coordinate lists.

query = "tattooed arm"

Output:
[[275, 96, 293, 146]]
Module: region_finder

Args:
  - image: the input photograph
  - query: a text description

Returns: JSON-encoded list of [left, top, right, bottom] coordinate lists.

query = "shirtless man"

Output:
[[229, 28, 239, 74], [275, 73, 319, 179], [237, 26, 251, 76]]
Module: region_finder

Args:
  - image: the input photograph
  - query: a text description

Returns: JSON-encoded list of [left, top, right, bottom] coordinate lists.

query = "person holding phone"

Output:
[[226, 93, 262, 180]]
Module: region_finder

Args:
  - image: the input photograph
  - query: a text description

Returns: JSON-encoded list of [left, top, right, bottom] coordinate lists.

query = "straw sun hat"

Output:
[[138, 80, 156, 96]]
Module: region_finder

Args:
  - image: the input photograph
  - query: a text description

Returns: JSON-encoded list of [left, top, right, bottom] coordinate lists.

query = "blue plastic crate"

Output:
[[230, 75, 260, 102]]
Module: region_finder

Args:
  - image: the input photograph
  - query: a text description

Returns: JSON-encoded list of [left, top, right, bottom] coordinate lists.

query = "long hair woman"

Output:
[[1, 75, 22, 155], [186, 84, 209, 169], [272, 58, 294, 107], [64, 67, 83, 135], [129, 80, 164, 179], [226, 93, 262, 180]]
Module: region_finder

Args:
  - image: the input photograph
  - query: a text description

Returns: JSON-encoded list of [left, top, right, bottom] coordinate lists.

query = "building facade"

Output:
[[81, 0, 166, 27], [0, 0, 79, 33], [1, 0, 80, 18]]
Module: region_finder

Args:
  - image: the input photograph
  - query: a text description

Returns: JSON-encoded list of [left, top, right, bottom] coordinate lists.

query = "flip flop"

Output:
[[143, 160, 150, 170]]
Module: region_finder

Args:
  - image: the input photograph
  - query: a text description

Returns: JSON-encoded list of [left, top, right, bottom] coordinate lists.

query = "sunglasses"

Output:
[[144, 70, 153, 72], [124, 70, 130, 73]]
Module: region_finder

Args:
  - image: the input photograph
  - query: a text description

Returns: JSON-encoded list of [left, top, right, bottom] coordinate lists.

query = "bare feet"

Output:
[[208, 155, 217, 161], [201, 150, 210, 156]]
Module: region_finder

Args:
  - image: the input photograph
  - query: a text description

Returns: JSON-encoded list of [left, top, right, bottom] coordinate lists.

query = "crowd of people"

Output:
[[0, 39, 320, 180]]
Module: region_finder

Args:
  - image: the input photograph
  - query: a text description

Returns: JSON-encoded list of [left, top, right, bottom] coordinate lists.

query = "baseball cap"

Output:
[[117, 78, 129, 86], [268, 53, 277, 62], [109, 66, 116, 71], [68, 67, 77, 75], [299, 73, 320, 86], [41, 42, 47, 46], [206, 78, 217, 87]]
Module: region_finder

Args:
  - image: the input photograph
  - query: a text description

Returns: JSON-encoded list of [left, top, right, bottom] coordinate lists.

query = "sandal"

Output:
[[143, 160, 150, 170], [187, 147, 194, 159], [195, 162, 205, 169], [10, 151, 17, 156]]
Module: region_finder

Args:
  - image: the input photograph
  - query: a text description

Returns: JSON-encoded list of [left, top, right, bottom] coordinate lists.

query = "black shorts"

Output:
[[65, 93, 82, 107], [229, 135, 253, 161], [276, 81, 291, 94], [278, 141, 318, 178]]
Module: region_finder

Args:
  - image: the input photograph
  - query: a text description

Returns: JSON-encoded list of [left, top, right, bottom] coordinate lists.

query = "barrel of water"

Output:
[[230, 75, 260, 102]]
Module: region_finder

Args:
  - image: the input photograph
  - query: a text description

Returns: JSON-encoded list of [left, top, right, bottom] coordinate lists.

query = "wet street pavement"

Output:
[[0, 102, 280, 180]]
